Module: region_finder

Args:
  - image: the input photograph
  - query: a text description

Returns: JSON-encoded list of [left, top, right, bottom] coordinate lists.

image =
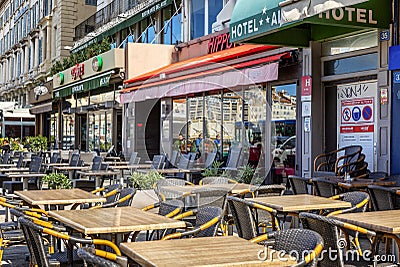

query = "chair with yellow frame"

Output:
[[325, 191, 370, 255], [89, 187, 136, 209], [199, 176, 238, 185], [161, 206, 223, 240], [17, 213, 127, 267], [154, 177, 194, 201], [227, 196, 279, 240], [250, 228, 324, 267]]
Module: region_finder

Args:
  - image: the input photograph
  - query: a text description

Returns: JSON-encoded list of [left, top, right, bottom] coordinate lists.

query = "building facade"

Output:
[[0, 0, 96, 140]]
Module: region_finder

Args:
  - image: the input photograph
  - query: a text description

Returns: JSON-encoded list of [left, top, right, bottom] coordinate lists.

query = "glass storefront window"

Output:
[[188, 96, 204, 156], [62, 114, 75, 150], [322, 30, 378, 56], [205, 94, 222, 160], [324, 53, 378, 76], [88, 111, 113, 152], [223, 91, 243, 160]]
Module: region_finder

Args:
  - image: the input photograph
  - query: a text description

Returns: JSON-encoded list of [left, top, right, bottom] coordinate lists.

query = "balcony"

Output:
[[74, 0, 149, 40]]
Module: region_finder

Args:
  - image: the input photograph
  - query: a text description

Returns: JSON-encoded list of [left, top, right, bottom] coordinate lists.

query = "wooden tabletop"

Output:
[[138, 168, 192, 174], [120, 236, 297, 267], [164, 183, 251, 195], [7, 173, 45, 178], [0, 167, 29, 173], [48, 206, 186, 235], [333, 210, 400, 234], [250, 194, 352, 212], [53, 166, 90, 171], [43, 163, 70, 167], [109, 164, 152, 170], [76, 170, 119, 176], [15, 188, 106, 205], [0, 163, 16, 167]]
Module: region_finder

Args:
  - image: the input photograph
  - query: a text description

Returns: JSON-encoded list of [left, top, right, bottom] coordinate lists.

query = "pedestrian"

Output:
[[195, 133, 203, 157], [214, 134, 221, 160], [173, 133, 186, 154], [2, 139, 10, 154]]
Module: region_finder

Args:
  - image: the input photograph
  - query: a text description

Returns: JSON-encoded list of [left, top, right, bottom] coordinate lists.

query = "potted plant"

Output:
[[128, 171, 164, 208], [235, 164, 255, 184], [43, 173, 72, 189]]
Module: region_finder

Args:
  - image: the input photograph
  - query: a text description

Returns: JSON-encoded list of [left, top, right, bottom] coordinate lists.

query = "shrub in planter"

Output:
[[43, 173, 72, 189], [129, 171, 164, 190]]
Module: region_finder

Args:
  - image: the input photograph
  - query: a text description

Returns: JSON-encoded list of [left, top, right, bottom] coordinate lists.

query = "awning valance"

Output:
[[53, 71, 114, 98], [29, 102, 53, 115], [230, 0, 390, 47], [121, 49, 290, 103]]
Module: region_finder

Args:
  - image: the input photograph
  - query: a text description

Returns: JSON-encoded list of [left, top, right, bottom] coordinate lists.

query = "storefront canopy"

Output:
[[53, 70, 114, 99], [121, 45, 291, 103], [230, 0, 391, 47]]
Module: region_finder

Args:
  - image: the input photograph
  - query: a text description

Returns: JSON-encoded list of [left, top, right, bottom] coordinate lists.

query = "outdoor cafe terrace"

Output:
[[0, 146, 398, 266]]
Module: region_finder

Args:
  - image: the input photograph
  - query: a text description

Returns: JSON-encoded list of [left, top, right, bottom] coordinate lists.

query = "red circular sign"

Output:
[[342, 108, 351, 121]]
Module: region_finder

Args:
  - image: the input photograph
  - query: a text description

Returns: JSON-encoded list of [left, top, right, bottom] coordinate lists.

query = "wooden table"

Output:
[[338, 178, 396, 190], [76, 170, 119, 188], [43, 163, 70, 168], [164, 183, 251, 196], [138, 168, 202, 182], [250, 194, 352, 212], [0, 167, 29, 173], [120, 236, 297, 266], [15, 188, 106, 208], [48, 206, 185, 238], [108, 164, 152, 170], [7, 173, 46, 190], [53, 166, 90, 179], [0, 163, 16, 168], [333, 210, 400, 234]]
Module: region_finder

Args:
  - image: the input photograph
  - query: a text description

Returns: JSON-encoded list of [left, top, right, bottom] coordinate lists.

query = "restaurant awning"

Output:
[[29, 102, 54, 115], [53, 70, 114, 99], [121, 45, 291, 103], [230, 0, 391, 47]]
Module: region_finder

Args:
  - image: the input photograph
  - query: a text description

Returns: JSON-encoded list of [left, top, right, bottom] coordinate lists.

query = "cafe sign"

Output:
[[71, 63, 85, 80], [92, 56, 103, 72]]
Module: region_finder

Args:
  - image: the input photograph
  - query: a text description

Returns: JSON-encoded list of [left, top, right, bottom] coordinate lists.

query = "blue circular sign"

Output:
[[352, 107, 361, 121], [362, 106, 373, 120]]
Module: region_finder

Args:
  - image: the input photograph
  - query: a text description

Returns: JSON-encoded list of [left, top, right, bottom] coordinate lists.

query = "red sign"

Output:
[[340, 125, 374, 133], [208, 33, 239, 54], [71, 63, 85, 80], [301, 76, 312, 101]]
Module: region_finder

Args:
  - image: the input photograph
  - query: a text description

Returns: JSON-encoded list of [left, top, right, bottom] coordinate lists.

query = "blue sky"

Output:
[[275, 84, 296, 96]]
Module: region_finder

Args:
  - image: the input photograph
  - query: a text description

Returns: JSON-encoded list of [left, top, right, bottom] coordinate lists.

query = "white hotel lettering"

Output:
[[319, 7, 377, 24]]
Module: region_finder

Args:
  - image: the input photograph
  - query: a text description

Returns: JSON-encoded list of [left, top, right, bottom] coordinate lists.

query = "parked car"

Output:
[[272, 136, 296, 162]]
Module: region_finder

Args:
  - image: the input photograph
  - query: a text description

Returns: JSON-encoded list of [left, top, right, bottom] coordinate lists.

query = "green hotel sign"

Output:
[[230, 0, 391, 46]]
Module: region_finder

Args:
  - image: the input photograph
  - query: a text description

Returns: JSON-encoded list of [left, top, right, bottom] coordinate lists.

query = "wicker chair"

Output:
[[299, 212, 395, 267], [227, 196, 278, 240], [312, 177, 339, 197], [142, 199, 185, 240], [314, 145, 362, 174], [154, 178, 193, 201], [250, 184, 286, 197], [367, 185, 397, 211], [89, 188, 136, 209], [288, 175, 310, 194], [326, 191, 369, 217], [251, 229, 324, 267], [162, 206, 223, 240], [77, 247, 123, 267], [18, 216, 126, 267]]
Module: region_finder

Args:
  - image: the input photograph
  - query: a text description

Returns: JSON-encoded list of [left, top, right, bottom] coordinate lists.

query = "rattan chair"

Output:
[[250, 184, 286, 197], [251, 228, 324, 267], [367, 185, 398, 211], [18, 216, 126, 267], [326, 191, 369, 217], [314, 145, 362, 174], [312, 177, 339, 197], [288, 175, 310, 194], [162, 206, 223, 240], [299, 212, 395, 267], [77, 247, 126, 267], [154, 178, 194, 201], [227, 196, 278, 240], [90, 188, 136, 209]]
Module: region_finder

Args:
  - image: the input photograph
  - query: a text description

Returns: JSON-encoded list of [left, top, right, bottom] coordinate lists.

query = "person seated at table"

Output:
[[2, 139, 10, 154]]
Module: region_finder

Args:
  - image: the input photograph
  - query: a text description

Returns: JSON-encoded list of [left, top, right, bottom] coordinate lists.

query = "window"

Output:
[[38, 38, 42, 64], [322, 30, 378, 56], [140, 17, 156, 43], [85, 0, 97, 6], [43, 0, 49, 16], [208, 0, 223, 34], [324, 53, 378, 76], [162, 3, 182, 45], [190, 0, 204, 39]]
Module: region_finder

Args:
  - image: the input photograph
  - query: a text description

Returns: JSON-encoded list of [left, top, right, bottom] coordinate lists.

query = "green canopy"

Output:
[[230, 0, 391, 47], [53, 71, 113, 99]]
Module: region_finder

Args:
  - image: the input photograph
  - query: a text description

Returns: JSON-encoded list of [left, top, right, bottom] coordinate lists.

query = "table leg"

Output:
[[23, 177, 28, 190]]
